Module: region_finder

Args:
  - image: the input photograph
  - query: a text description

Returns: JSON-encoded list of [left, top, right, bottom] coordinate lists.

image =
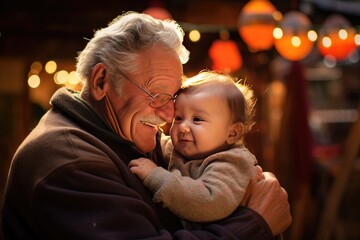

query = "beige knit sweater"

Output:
[[143, 135, 257, 223]]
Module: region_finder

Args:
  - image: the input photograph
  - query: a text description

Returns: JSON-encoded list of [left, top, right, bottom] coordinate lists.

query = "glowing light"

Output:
[[30, 61, 42, 74], [322, 36, 332, 48], [355, 33, 360, 45], [45, 60, 57, 74], [338, 29, 348, 40], [238, 0, 279, 51], [68, 71, 81, 85], [317, 15, 357, 61], [291, 36, 301, 47], [208, 39, 242, 73], [308, 30, 318, 42], [28, 75, 41, 88], [273, 11, 283, 22], [189, 30, 201, 42], [54, 70, 68, 85], [274, 11, 314, 61], [273, 27, 283, 39]]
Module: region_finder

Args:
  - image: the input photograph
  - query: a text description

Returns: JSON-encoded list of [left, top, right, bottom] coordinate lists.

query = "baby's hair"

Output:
[[180, 70, 256, 139]]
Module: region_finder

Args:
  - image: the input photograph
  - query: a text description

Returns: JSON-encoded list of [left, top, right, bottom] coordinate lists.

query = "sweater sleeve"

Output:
[[143, 147, 257, 223]]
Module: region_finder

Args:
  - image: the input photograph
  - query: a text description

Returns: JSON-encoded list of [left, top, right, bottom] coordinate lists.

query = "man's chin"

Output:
[[135, 141, 157, 153], [133, 123, 160, 152], [134, 135, 157, 153]]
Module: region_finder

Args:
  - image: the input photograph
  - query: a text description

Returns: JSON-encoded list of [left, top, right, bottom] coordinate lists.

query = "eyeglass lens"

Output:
[[150, 94, 173, 108]]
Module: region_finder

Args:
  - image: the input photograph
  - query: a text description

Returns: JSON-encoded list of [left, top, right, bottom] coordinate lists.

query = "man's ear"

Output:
[[90, 63, 109, 100], [226, 122, 243, 145]]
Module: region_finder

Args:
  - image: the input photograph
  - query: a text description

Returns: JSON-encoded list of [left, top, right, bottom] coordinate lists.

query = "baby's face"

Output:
[[170, 90, 234, 160]]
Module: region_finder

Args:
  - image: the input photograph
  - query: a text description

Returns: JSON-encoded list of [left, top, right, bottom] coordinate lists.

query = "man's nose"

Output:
[[155, 100, 175, 123]]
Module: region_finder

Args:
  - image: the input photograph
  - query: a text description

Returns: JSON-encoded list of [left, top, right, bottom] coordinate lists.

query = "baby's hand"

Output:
[[128, 157, 157, 181]]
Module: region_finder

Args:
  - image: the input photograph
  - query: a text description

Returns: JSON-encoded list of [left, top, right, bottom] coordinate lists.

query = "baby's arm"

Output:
[[129, 158, 157, 181]]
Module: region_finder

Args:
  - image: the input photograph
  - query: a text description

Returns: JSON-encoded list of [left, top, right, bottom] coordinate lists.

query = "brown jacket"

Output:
[[2, 87, 273, 239]]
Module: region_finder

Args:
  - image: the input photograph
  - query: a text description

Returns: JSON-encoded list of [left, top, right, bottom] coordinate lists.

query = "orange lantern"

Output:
[[238, 0, 279, 51], [317, 14, 357, 61], [208, 39, 242, 73], [143, 6, 172, 20], [274, 11, 314, 61]]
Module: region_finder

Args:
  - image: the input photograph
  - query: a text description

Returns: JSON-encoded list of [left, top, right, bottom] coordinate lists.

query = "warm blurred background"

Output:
[[1, 0, 360, 239]]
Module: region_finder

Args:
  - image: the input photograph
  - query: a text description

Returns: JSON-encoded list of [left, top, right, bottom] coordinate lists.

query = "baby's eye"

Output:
[[174, 116, 182, 122], [193, 117, 203, 123]]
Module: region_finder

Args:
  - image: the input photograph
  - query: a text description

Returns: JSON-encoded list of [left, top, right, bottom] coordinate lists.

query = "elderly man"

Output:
[[2, 11, 291, 239]]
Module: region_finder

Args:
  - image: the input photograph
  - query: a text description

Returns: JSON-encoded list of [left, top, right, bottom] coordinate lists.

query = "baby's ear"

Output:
[[226, 122, 243, 145]]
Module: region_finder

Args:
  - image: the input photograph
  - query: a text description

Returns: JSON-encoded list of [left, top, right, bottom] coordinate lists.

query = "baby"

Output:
[[129, 70, 259, 224]]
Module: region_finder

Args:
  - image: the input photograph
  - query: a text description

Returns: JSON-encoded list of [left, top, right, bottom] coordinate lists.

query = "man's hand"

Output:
[[128, 157, 157, 181], [243, 168, 292, 236]]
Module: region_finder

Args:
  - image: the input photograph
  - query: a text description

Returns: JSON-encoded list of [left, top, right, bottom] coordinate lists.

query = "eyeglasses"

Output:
[[122, 75, 176, 109]]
